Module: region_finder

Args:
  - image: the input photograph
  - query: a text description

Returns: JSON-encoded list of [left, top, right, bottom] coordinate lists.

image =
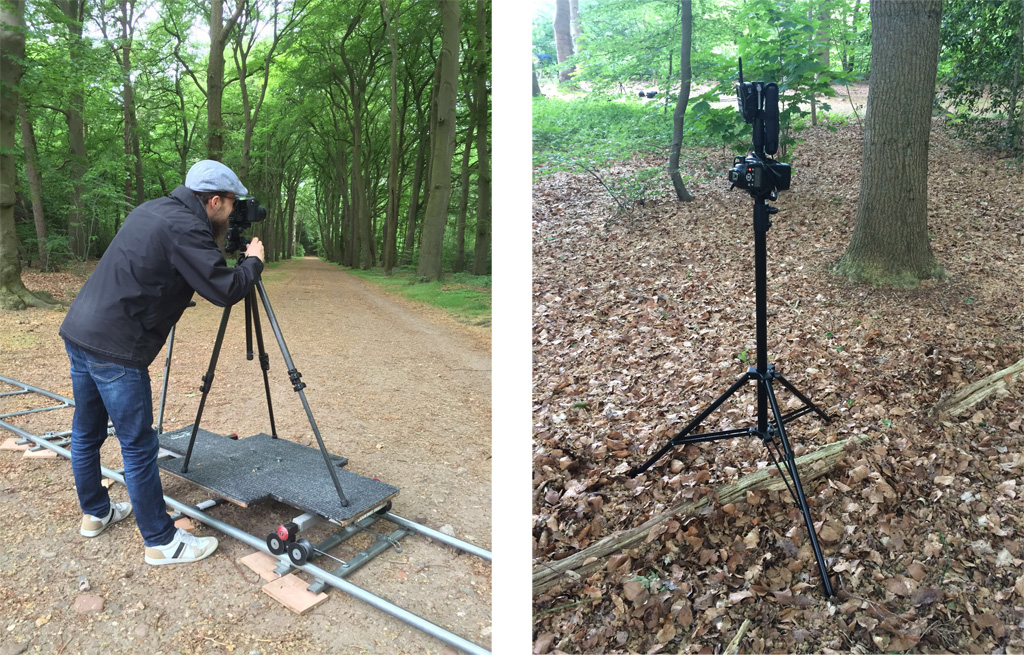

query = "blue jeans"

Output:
[[65, 341, 176, 547]]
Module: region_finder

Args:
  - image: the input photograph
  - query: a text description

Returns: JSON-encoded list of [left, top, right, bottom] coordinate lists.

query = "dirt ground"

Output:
[[532, 117, 1024, 653], [0, 257, 491, 655]]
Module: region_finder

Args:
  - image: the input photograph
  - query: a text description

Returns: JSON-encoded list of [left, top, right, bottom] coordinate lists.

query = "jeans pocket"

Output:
[[87, 360, 126, 383]]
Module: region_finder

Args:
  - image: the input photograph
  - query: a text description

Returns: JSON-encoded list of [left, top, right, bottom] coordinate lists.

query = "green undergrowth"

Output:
[[342, 265, 491, 327], [533, 95, 740, 175]]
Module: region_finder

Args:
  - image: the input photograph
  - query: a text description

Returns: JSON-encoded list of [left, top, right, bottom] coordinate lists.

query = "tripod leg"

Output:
[[182, 305, 232, 474], [255, 280, 350, 508], [774, 372, 831, 423], [157, 324, 176, 435], [248, 288, 278, 438], [764, 379, 834, 597], [630, 372, 754, 477], [244, 294, 254, 361]]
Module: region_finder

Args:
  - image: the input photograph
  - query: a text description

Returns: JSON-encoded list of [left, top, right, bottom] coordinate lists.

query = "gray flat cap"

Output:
[[185, 160, 248, 196]]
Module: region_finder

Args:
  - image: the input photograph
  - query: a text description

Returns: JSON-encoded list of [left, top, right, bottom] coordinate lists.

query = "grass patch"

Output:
[[533, 96, 672, 171], [343, 265, 491, 327]]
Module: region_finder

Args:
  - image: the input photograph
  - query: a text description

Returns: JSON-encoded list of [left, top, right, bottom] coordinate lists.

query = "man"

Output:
[[59, 160, 265, 565]]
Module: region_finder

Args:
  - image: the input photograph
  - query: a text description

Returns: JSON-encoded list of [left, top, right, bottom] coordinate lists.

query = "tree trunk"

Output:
[[400, 129, 427, 267], [1, 0, 57, 309], [553, 0, 574, 83], [416, 0, 460, 282], [454, 122, 473, 273], [532, 63, 543, 97], [116, 0, 144, 207], [206, 0, 243, 161], [569, 0, 582, 54], [381, 0, 400, 274], [19, 104, 47, 270], [835, 0, 944, 288], [54, 0, 89, 260], [809, 2, 830, 127], [472, 0, 491, 277], [668, 0, 694, 202]]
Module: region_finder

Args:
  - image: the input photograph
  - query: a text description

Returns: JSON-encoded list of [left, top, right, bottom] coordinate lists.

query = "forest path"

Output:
[[0, 256, 492, 654]]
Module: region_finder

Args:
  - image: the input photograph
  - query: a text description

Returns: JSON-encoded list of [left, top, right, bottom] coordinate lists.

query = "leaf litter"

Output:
[[532, 119, 1024, 653]]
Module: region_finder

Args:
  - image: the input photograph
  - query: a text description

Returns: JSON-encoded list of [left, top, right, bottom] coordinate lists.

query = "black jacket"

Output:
[[60, 185, 263, 368]]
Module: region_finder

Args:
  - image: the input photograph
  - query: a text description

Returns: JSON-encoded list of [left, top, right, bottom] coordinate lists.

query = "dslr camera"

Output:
[[727, 59, 790, 199], [728, 154, 791, 196], [226, 196, 268, 254]]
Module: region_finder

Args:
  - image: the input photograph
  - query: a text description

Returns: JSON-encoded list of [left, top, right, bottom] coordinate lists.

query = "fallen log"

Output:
[[533, 433, 870, 595], [931, 357, 1024, 418]]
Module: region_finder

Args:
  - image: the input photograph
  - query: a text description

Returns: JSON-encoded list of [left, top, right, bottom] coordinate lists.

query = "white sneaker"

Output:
[[145, 527, 218, 566], [80, 501, 133, 537]]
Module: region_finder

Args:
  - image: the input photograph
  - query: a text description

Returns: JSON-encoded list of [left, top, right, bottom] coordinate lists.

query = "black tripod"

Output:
[[630, 61, 834, 597], [180, 258, 350, 508]]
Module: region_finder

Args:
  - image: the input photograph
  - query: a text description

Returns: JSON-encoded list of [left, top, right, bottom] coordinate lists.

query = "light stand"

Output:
[[629, 60, 835, 597]]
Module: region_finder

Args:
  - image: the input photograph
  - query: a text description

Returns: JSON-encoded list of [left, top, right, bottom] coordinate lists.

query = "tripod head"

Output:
[[728, 58, 791, 200]]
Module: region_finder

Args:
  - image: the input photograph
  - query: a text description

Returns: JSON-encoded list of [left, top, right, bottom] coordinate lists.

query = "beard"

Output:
[[211, 213, 229, 241]]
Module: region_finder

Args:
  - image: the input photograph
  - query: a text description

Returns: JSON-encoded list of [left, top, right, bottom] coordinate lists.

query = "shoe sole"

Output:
[[80, 506, 133, 538], [144, 542, 219, 566]]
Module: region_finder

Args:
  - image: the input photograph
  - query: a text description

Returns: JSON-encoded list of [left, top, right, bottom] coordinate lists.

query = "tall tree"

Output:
[[416, 0, 459, 281], [472, 0, 490, 276], [0, 0, 57, 309], [380, 0, 400, 274], [98, 0, 145, 208], [836, 0, 944, 287], [668, 0, 694, 202], [207, 0, 244, 161], [54, 0, 90, 259], [19, 104, 48, 269], [553, 0, 573, 83]]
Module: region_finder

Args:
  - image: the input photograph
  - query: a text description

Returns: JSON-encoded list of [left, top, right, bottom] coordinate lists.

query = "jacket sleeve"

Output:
[[170, 224, 264, 307]]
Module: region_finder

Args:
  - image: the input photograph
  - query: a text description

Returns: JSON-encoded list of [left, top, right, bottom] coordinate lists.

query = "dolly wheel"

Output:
[[267, 533, 286, 555], [375, 501, 393, 516], [287, 539, 313, 566]]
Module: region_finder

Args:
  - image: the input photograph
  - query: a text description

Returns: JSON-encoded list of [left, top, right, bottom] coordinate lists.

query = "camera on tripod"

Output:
[[728, 154, 791, 195], [226, 196, 267, 254], [727, 59, 790, 199]]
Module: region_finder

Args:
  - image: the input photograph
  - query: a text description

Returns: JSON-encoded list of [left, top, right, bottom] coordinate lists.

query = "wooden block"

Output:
[[261, 573, 328, 615], [23, 448, 57, 459], [239, 551, 282, 582], [174, 517, 196, 531], [1, 438, 30, 451]]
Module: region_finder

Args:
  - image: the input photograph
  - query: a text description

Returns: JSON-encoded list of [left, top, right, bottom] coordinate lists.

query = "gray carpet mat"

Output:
[[158, 426, 398, 525]]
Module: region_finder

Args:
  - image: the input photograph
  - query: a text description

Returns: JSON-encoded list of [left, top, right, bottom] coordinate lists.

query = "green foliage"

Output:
[[344, 265, 491, 326], [939, 0, 1024, 152], [11, 0, 489, 279], [533, 96, 673, 171]]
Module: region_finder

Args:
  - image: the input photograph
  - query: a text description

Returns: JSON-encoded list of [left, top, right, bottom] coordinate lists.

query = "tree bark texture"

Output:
[[668, 0, 694, 202], [416, 0, 460, 281], [1, 0, 57, 309], [553, 0, 573, 83], [19, 104, 48, 269], [472, 0, 491, 276], [836, 0, 944, 288]]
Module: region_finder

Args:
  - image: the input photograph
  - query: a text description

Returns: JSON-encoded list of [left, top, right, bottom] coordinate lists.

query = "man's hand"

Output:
[[245, 237, 265, 263]]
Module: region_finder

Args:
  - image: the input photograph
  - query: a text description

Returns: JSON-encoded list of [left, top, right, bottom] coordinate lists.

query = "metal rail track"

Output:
[[0, 375, 491, 655]]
